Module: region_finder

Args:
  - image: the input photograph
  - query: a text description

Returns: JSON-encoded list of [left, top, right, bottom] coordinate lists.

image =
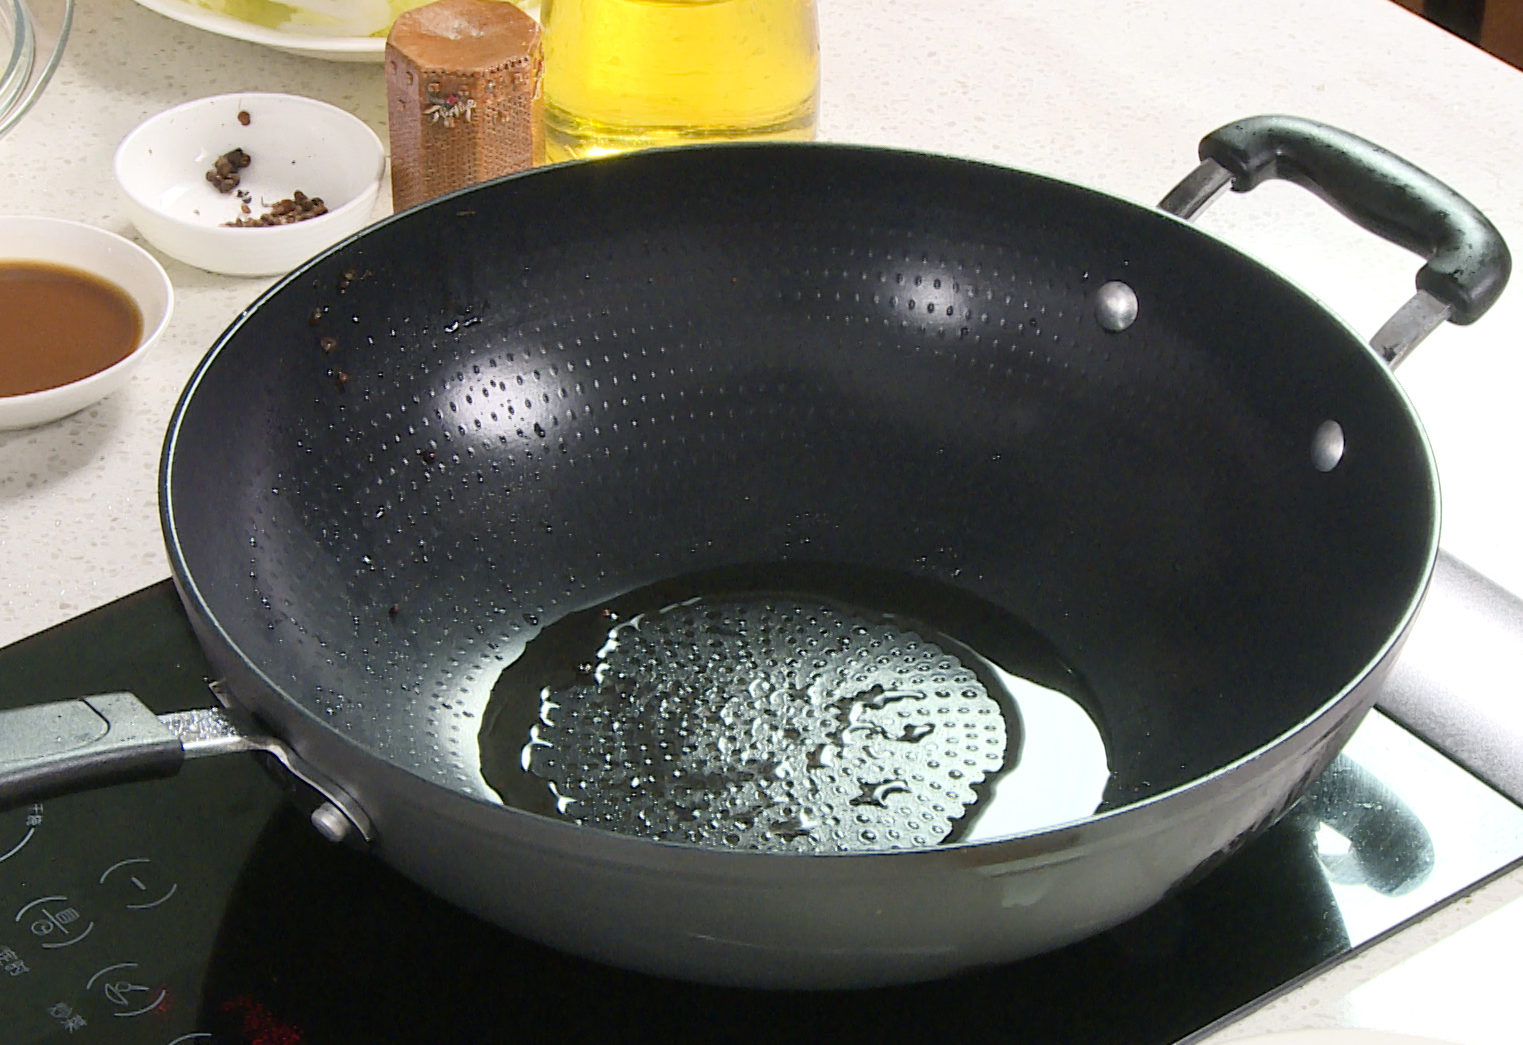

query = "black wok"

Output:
[[0, 115, 1509, 988]]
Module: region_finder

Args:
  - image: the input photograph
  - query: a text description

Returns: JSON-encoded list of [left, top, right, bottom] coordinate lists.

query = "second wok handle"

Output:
[[1202, 115, 1511, 325], [1161, 115, 1512, 364]]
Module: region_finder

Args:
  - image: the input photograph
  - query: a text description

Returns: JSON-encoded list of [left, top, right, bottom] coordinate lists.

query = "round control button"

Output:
[[15, 894, 95, 948], [0, 803, 43, 865], [99, 857, 179, 911], [87, 961, 169, 1018]]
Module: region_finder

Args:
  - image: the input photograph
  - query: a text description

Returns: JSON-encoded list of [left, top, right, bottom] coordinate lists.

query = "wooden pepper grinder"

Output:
[[386, 0, 544, 211]]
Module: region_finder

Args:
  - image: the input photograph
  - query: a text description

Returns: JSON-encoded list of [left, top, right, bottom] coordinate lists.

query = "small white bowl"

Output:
[[0, 216, 173, 429], [114, 92, 385, 277]]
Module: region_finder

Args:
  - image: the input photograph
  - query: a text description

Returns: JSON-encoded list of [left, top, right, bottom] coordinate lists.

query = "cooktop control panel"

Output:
[[0, 759, 281, 1044]]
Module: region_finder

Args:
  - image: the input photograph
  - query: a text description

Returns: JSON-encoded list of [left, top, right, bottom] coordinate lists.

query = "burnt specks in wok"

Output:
[[337, 267, 372, 294], [312, 271, 371, 387]]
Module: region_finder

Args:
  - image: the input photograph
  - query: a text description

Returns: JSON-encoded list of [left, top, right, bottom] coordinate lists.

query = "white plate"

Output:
[[128, 0, 539, 63], [129, 0, 384, 62]]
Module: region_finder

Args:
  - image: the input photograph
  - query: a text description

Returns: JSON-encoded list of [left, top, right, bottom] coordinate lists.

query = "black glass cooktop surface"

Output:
[[2, 582, 1522, 1045]]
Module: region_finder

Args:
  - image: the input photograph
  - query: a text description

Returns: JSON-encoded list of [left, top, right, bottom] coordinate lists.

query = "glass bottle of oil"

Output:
[[539, 0, 819, 162]]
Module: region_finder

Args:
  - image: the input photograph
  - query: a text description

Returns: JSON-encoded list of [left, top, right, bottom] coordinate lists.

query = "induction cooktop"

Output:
[[2, 574, 1522, 1045]]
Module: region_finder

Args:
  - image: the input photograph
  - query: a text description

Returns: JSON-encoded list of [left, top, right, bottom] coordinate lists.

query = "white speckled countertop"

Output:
[[3, 0, 1523, 1038]]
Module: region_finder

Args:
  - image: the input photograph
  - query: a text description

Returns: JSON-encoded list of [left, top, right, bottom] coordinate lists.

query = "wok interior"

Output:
[[166, 145, 1436, 817]]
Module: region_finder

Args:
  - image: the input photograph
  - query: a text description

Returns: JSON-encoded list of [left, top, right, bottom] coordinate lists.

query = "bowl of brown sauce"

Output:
[[0, 216, 173, 429]]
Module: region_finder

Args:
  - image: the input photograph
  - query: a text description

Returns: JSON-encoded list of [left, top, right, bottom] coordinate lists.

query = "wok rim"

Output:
[[159, 138, 1443, 861]]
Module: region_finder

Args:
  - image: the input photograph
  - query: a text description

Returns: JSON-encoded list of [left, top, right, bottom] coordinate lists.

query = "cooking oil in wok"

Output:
[[477, 565, 1112, 852], [539, 0, 819, 161]]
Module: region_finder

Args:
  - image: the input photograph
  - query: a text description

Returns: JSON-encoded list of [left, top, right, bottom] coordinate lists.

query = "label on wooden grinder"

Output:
[[386, 0, 544, 211]]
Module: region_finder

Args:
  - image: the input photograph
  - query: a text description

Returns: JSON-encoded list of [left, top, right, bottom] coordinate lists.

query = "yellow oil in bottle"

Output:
[[539, 0, 819, 162]]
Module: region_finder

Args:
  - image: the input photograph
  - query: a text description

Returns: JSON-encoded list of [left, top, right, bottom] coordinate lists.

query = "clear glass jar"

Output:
[[540, 0, 819, 162]]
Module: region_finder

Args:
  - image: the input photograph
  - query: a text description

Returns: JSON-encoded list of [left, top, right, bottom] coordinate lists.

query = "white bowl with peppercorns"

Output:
[[114, 93, 386, 277]]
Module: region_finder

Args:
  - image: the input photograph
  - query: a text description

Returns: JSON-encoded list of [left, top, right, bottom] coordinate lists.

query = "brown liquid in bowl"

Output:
[[0, 261, 145, 397]]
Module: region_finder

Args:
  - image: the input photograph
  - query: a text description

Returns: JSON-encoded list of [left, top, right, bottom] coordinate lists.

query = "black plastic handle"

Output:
[[1199, 115, 1511, 325]]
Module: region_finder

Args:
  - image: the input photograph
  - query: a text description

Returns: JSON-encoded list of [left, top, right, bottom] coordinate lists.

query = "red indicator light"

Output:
[[221, 993, 305, 1045]]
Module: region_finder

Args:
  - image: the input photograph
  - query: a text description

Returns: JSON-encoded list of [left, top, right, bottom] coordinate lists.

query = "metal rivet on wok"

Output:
[[1094, 281, 1138, 332], [1312, 420, 1345, 472], [310, 801, 354, 843]]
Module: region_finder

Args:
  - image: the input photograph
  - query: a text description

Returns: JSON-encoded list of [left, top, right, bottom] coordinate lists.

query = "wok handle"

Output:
[[0, 691, 375, 845], [0, 693, 184, 807], [1197, 115, 1511, 327]]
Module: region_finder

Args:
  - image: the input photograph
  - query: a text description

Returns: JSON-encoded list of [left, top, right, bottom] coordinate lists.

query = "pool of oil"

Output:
[[478, 564, 1112, 852]]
